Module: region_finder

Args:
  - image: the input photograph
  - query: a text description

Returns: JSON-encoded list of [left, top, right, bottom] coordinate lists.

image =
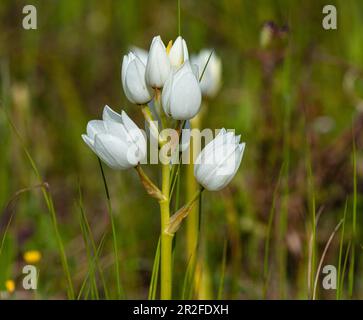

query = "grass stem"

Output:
[[97, 158, 123, 299]]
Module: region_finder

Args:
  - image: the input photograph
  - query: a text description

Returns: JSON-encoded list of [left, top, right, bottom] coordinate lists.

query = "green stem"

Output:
[[177, 0, 181, 36], [154, 88, 167, 129], [160, 162, 173, 299], [98, 158, 123, 298], [186, 116, 200, 262]]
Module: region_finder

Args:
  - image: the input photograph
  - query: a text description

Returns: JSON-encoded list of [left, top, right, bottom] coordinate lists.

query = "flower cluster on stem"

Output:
[[82, 34, 245, 300]]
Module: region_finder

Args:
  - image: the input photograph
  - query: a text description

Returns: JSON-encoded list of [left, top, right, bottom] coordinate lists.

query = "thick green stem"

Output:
[[160, 163, 173, 299]]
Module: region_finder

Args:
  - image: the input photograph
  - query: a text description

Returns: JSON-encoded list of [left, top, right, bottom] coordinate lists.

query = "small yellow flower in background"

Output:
[[5, 280, 15, 293], [23, 250, 42, 264]]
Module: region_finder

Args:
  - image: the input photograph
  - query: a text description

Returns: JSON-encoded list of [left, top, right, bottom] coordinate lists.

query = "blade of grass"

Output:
[[336, 200, 348, 299], [0, 214, 14, 260], [305, 133, 317, 299], [348, 132, 357, 298], [177, 0, 181, 36], [312, 219, 343, 300], [307, 207, 323, 299], [263, 162, 285, 298], [148, 237, 161, 300], [181, 190, 203, 299], [339, 241, 352, 299], [97, 158, 123, 299], [169, 120, 186, 199], [181, 246, 198, 299], [78, 184, 110, 299], [77, 233, 107, 300], [217, 239, 228, 300], [277, 48, 292, 299], [199, 50, 214, 82], [4, 110, 74, 299], [169, 162, 181, 200], [0, 183, 46, 257], [78, 212, 99, 300]]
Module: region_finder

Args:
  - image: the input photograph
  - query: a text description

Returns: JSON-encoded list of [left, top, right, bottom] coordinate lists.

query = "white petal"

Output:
[[196, 143, 237, 187], [161, 72, 174, 116], [125, 56, 153, 104], [195, 128, 226, 164], [194, 136, 244, 191], [94, 134, 133, 169], [121, 111, 147, 154], [235, 135, 241, 144], [121, 110, 139, 133], [86, 120, 106, 140], [82, 134, 95, 151], [207, 144, 245, 191], [102, 105, 122, 123], [130, 46, 148, 65], [104, 120, 129, 142], [169, 71, 201, 120], [145, 36, 171, 88], [191, 63, 199, 80], [225, 131, 235, 143], [122, 53, 134, 89], [198, 49, 222, 97], [169, 36, 184, 67], [182, 39, 189, 61]]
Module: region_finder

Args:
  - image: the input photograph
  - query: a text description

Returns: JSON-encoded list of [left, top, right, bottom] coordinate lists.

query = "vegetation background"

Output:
[[0, 0, 362, 299]]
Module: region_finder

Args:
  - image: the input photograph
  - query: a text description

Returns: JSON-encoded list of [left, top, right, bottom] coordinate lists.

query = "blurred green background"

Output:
[[0, 0, 362, 299]]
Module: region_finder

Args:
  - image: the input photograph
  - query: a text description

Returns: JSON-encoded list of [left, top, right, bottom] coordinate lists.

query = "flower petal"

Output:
[[94, 133, 134, 169], [102, 105, 122, 123], [86, 120, 106, 140]]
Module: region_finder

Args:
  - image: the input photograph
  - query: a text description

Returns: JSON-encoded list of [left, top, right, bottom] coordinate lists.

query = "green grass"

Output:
[[348, 131, 357, 298], [97, 158, 124, 299], [3, 109, 74, 299]]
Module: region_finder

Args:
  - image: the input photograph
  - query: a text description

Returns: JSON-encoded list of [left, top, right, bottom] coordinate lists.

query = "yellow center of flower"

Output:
[[5, 280, 15, 293], [23, 250, 42, 264], [166, 40, 173, 55]]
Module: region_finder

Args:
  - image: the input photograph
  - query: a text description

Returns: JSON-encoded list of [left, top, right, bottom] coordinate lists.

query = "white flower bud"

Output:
[[82, 105, 146, 169], [162, 61, 202, 120], [130, 46, 148, 65], [191, 49, 222, 98], [145, 36, 171, 88], [168, 36, 189, 67], [194, 129, 245, 191], [122, 52, 153, 104]]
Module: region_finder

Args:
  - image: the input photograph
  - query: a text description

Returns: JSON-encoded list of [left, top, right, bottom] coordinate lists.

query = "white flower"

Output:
[[194, 129, 245, 191], [122, 52, 153, 104], [168, 36, 189, 67], [130, 46, 148, 65], [145, 36, 171, 88], [82, 105, 146, 169], [162, 61, 202, 120], [191, 49, 222, 98]]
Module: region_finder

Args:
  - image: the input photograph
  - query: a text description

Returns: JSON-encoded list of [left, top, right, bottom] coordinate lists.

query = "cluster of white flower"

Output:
[[82, 35, 245, 191]]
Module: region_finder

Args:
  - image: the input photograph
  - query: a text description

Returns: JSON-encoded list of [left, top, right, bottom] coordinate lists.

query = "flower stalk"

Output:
[[160, 161, 173, 299], [186, 115, 201, 257]]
